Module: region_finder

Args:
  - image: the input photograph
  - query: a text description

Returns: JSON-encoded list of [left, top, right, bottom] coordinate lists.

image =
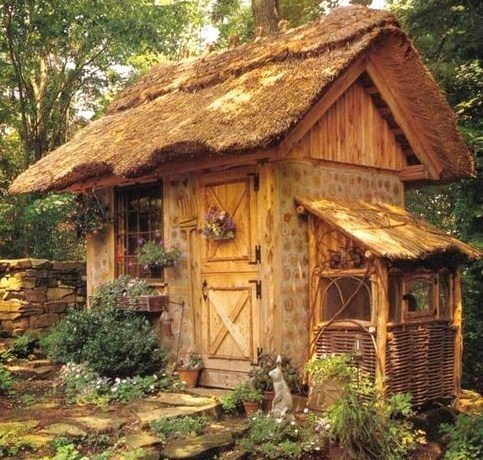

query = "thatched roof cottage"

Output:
[[11, 6, 480, 404]]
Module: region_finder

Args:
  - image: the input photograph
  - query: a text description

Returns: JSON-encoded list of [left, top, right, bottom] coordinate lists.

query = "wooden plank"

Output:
[[453, 268, 463, 407], [279, 55, 368, 156], [366, 58, 441, 179]]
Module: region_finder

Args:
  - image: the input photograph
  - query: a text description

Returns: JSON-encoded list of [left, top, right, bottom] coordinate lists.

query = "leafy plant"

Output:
[[136, 238, 181, 269], [0, 429, 34, 458], [249, 353, 303, 394], [237, 412, 328, 459], [42, 305, 167, 378], [310, 355, 424, 460], [441, 413, 483, 460], [151, 415, 210, 444], [8, 334, 36, 359], [177, 350, 204, 369], [69, 192, 110, 238], [221, 382, 263, 412], [89, 275, 156, 310], [0, 365, 13, 395]]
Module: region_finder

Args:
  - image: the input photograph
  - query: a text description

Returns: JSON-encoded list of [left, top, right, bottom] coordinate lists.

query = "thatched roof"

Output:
[[10, 6, 473, 194], [296, 196, 481, 261]]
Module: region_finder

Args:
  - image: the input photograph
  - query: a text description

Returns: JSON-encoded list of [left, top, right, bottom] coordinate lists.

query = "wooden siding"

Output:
[[293, 83, 407, 171]]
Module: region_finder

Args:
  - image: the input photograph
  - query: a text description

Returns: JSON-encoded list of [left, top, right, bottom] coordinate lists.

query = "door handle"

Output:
[[202, 280, 208, 302]]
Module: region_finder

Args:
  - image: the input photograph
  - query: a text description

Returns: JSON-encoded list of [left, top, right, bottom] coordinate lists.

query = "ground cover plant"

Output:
[[151, 414, 210, 444], [441, 412, 483, 460]]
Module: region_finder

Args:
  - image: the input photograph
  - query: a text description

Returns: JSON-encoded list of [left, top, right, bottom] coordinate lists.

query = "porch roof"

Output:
[[296, 197, 481, 261], [9, 6, 473, 194]]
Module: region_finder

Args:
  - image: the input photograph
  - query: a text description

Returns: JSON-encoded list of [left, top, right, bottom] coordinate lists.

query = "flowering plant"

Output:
[[70, 192, 111, 238], [201, 206, 236, 240], [178, 350, 204, 369], [136, 238, 181, 269]]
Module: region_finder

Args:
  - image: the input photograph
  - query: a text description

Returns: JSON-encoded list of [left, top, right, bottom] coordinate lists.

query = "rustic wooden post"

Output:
[[453, 267, 463, 407], [374, 258, 389, 390]]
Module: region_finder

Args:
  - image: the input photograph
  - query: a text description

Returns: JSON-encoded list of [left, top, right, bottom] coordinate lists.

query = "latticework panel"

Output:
[[386, 321, 455, 406]]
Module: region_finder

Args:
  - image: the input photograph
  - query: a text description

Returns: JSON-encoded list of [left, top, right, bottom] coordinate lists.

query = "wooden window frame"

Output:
[[402, 273, 438, 320], [115, 181, 163, 278]]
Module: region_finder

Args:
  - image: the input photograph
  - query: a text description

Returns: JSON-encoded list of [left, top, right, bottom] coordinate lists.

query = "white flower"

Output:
[[303, 408, 309, 413], [290, 421, 296, 426]]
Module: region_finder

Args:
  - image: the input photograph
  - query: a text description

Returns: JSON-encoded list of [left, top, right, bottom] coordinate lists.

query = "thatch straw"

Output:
[[9, 6, 473, 194], [296, 196, 481, 261]]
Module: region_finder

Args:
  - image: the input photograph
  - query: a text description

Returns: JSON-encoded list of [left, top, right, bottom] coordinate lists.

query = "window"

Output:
[[115, 183, 163, 278], [321, 276, 371, 321], [403, 275, 437, 318]]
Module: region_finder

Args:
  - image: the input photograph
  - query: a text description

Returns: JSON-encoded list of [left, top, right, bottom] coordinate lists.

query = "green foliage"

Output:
[[151, 414, 210, 444], [249, 353, 303, 393], [8, 333, 36, 359], [312, 356, 424, 460], [0, 429, 34, 458], [69, 193, 111, 238], [0, 364, 13, 394], [136, 239, 181, 269], [221, 382, 263, 412], [42, 305, 167, 378], [89, 275, 156, 310], [441, 413, 483, 460], [238, 413, 329, 459], [0, 193, 85, 260]]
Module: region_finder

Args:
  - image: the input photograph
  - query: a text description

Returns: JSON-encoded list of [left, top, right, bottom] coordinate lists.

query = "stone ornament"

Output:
[[269, 354, 293, 419]]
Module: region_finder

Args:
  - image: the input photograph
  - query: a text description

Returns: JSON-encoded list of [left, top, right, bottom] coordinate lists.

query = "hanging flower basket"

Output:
[[70, 191, 111, 238], [200, 206, 236, 240]]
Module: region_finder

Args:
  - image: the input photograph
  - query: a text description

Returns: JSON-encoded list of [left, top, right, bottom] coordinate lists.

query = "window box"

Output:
[[116, 295, 168, 312]]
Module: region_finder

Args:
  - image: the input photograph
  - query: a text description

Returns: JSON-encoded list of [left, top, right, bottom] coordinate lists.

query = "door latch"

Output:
[[248, 279, 262, 299]]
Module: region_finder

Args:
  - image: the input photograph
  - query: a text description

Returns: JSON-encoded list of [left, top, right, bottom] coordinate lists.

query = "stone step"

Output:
[[6, 363, 57, 380], [162, 432, 235, 460]]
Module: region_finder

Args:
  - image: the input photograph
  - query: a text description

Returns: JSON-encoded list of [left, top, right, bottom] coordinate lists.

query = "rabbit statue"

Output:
[[268, 354, 293, 419]]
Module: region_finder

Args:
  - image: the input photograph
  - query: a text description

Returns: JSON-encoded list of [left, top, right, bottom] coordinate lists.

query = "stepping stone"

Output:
[[154, 393, 216, 407], [41, 422, 87, 437], [71, 414, 129, 434], [163, 432, 234, 459], [125, 432, 163, 450], [22, 433, 55, 449], [136, 403, 219, 428]]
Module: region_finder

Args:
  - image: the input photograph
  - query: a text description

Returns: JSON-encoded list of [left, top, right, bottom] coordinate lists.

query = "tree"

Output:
[[0, 0, 194, 165]]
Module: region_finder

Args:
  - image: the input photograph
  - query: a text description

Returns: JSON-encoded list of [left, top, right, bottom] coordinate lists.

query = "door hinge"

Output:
[[249, 279, 262, 299], [248, 245, 261, 265], [247, 172, 260, 192]]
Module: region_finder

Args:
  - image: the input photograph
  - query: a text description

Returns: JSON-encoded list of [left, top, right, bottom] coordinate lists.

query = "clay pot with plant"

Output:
[[136, 238, 181, 278], [176, 351, 204, 388], [221, 382, 263, 416]]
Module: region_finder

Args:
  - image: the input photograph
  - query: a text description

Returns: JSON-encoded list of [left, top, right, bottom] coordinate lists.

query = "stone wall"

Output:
[[0, 259, 86, 336]]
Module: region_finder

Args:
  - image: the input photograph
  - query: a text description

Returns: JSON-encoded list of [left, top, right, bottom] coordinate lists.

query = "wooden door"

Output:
[[199, 169, 260, 388]]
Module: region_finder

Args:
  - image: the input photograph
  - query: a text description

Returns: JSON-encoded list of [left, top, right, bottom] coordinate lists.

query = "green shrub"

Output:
[[151, 415, 210, 444], [441, 413, 483, 460], [0, 365, 13, 395], [309, 356, 425, 460], [43, 306, 167, 378], [8, 334, 36, 359]]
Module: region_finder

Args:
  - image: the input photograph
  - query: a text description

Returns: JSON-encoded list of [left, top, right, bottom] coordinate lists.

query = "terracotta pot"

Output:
[[242, 400, 260, 416], [177, 368, 202, 388]]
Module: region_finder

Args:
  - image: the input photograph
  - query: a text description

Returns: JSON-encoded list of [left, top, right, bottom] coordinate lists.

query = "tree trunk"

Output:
[[252, 0, 279, 36]]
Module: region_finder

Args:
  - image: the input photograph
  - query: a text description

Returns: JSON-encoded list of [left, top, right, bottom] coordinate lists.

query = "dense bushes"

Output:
[[441, 413, 483, 460], [43, 304, 167, 378]]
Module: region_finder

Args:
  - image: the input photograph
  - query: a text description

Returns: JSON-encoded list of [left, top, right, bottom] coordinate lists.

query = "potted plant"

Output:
[[70, 191, 111, 238], [136, 238, 181, 278], [176, 351, 204, 388], [221, 382, 263, 416], [200, 206, 236, 240]]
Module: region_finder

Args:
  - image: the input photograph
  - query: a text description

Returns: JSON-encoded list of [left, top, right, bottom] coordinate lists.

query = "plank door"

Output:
[[199, 170, 260, 388]]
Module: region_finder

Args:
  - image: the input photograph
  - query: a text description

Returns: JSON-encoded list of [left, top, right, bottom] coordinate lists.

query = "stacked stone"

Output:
[[0, 259, 86, 336]]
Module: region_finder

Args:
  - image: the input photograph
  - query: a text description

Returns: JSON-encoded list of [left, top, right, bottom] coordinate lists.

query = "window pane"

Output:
[[322, 276, 371, 321], [115, 183, 163, 277]]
